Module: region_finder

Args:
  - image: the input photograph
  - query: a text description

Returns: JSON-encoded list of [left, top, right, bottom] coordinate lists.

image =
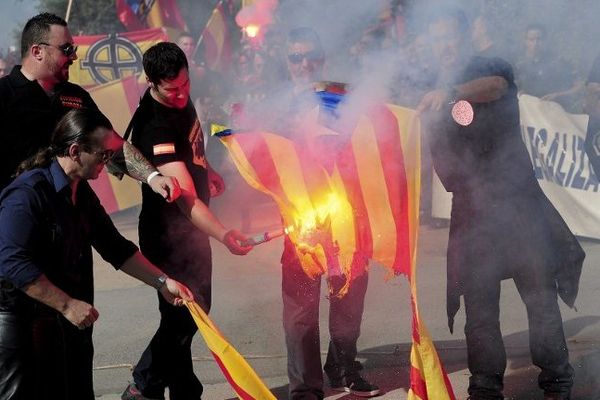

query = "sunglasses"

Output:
[[287, 51, 323, 64], [87, 148, 115, 163], [38, 42, 78, 57]]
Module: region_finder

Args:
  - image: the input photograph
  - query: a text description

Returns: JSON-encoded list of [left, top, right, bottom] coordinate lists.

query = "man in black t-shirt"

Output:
[[417, 8, 584, 400], [121, 42, 251, 400]]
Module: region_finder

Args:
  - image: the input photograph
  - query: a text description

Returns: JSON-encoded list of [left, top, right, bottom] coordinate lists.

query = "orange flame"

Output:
[[244, 24, 260, 38]]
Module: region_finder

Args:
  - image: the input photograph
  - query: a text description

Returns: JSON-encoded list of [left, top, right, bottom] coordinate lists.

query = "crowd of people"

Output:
[[0, 3, 594, 400]]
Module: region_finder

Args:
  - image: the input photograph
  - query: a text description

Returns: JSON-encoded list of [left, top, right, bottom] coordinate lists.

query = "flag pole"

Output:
[[65, 0, 74, 22]]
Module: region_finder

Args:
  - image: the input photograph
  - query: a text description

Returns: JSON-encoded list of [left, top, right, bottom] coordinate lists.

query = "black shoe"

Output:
[[121, 383, 163, 400], [331, 375, 380, 397], [544, 394, 570, 400]]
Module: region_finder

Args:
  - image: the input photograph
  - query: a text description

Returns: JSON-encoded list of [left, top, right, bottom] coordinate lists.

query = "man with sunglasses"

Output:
[[274, 27, 379, 400], [0, 12, 180, 200]]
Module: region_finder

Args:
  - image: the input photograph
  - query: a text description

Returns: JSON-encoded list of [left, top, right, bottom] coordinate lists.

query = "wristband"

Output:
[[155, 273, 168, 290], [146, 171, 161, 185]]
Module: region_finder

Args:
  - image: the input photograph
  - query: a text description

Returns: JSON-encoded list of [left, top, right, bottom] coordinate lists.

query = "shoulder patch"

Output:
[[153, 143, 176, 155]]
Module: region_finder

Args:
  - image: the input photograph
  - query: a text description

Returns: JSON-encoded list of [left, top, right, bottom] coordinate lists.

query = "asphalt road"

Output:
[[90, 178, 600, 400]]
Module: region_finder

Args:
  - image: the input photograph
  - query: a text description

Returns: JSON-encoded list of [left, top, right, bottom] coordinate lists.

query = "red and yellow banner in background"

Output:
[[70, 28, 168, 89], [221, 103, 455, 399], [117, 0, 188, 31], [87, 75, 146, 214], [198, 0, 232, 72]]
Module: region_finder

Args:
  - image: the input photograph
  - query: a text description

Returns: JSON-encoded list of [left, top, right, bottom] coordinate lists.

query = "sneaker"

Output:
[[331, 375, 380, 397], [121, 383, 163, 400], [544, 394, 570, 400]]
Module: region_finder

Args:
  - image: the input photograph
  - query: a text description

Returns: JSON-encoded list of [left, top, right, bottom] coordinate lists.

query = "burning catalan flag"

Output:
[[186, 301, 276, 400], [70, 28, 168, 89], [220, 102, 455, 399]]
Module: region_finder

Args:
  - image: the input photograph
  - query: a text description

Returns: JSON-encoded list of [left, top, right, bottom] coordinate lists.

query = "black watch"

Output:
[[155, 274, 168, 290]]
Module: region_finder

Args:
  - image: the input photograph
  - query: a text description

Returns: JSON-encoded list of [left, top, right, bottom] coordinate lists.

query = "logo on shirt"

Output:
[[153, 143, 176, 155], [60, 95, 85, 109], [189, 119, 207, 169]]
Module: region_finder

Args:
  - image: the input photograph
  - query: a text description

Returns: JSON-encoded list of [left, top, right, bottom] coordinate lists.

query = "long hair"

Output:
[[17, 108, 113, 175]]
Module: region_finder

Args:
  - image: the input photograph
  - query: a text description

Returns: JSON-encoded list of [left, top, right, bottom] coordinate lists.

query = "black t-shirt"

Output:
[[427, 56, 536, 196], [131, 89, 210, 253], [0, 66, 98, 189]]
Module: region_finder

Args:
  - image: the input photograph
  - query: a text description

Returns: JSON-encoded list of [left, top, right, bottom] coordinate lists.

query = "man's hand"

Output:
[[159, 278, 194, 306], [149, 174, 181, 202], [223, 229, 253, 255], [416, 89, 451, 114], [62, 298, 99, 330], [207, 168, 225, 197]]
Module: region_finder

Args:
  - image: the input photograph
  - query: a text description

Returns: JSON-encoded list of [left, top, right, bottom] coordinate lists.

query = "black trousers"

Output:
[[282, 257, 368, 400], [0, 309, 94, 400], [133, 237, 212, 400], [448, 191, 574, 399]]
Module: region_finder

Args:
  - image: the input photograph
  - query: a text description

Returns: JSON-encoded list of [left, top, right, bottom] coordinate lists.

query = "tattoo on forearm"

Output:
[[121, 141, 157, 182]]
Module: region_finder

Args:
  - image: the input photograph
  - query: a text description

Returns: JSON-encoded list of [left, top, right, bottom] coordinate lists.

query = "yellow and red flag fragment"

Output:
[[186, 301, 276, 400], [70, 28, 168, 89], [117, 0, 188, 31], [221, 103, 455, 398], [87, 75, 145, 213], [197, 0, 233, 72]]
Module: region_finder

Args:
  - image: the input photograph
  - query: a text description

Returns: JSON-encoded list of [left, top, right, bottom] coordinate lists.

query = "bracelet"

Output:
[[155, 273, 168, 290], [146, 171, 161, 185]]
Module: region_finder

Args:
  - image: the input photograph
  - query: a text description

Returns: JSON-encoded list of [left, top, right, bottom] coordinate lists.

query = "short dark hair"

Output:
[[21, 12, 68, 59], [427, 6, 469, 35], [143, 42, 189, 84], [287, 27, 324, 55], [525, 23, 547, 38]]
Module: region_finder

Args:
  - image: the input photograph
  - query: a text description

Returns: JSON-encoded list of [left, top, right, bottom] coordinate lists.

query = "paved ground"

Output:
[[90, 175, 600, 400]]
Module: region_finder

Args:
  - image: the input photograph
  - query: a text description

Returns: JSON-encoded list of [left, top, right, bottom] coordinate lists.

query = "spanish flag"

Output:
[[70, 28, 168, 89], [87, 75, 145, 213], [197, 0, 232, 72], [186, 301, 276, 400], [220, 103, 455, 398]]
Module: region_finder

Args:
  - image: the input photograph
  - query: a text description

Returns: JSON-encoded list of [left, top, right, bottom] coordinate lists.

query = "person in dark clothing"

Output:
[[121, 42, 251, 400], [416, 8, 584, 400], [0, 108, 193, 400], [584, 53, 600, 175], [0, 12, 180, 198], [278, 27, 379, 400]]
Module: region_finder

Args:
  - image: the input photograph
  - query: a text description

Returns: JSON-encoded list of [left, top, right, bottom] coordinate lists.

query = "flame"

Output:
[[291, 191, 352, 246], [244, 24, 260, 38]]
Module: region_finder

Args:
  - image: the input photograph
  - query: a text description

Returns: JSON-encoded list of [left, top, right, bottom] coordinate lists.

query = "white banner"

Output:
[[431, 94, 600, 239]]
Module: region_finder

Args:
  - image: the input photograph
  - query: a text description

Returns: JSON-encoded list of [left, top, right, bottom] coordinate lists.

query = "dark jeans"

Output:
[[282, 258, 368, 400], [133, 295, 204, 400], [0, 309, 94, 400], [463, 246, 573, 399]]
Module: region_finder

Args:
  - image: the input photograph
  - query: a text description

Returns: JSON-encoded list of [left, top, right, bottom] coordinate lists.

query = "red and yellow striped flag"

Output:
[[70, 28, 168, 89], [186, 301, 276, 400], [221, 103, 455, 398], [197, 0, 232, 72]]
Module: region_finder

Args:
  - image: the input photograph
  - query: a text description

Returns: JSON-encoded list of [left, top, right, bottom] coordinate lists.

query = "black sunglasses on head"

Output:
[[287, 51, 323, 64], [38, 42, 78, 57]]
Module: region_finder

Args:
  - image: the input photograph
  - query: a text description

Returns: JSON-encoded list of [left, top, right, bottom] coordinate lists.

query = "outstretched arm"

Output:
[[157, 160, 252, 255]]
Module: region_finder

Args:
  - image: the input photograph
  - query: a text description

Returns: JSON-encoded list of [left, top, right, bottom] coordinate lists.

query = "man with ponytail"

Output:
[[0, 108, 194, 400]]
